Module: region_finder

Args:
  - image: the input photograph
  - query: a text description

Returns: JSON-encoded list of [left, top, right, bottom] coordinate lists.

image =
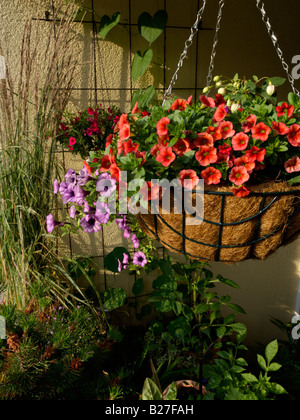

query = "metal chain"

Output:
[[206, 0, 225, 87], [163, 0, 208, 103], [256, 0, 300, 97]]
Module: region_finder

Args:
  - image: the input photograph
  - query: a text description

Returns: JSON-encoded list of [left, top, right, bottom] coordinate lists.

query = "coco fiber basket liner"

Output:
[[137, 182, 300, 263]]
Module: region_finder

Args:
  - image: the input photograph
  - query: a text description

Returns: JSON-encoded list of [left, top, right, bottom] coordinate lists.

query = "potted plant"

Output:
[[89, 75, 300, 263]]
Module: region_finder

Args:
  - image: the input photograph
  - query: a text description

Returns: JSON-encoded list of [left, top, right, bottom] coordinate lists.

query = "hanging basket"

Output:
[[137, 182, 300, 263]]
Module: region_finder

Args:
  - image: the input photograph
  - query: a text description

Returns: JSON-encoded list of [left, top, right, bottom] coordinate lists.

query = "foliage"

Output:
[[95, 75, 300, 198], [57, 105, 121, 159]]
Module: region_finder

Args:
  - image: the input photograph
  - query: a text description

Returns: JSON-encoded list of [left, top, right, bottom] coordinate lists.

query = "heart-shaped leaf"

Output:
[[99, 12, 121, 40], [104, 287, 126, 310], [132, 49, 153, 82], [138, 10, 168, 45]]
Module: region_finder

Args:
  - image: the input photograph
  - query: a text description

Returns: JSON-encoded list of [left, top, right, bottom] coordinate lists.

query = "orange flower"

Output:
[[110, 163, 121, 182], [231, 132, 249, 151], [83, 161, 92, 176], [284, 156, 300, 173], [116, 113, 128, 130], [232, 186, 251, 197], [178, 169, 200, 190], [242, 114, 257, 133], [245, 146, 266, 162], [213, 104, 227, 122], [194, 133, 214, 148], [229, 166, 250, 186], [287, 124, 300, 147], [199, 95, 216, 108], [157, 117, 170, 136], [132, 102, 140, 114], [195, 146, 218, 166], [156, 146, 176, 167], [171, 98, 188, 111], [150, 144, 162, 157], [251, 122, 271, 141], [201, 167, 222, 185], [140, 181, 163, 201], [119, 123, 131, 141], [172, 138, 191, 156], [219, 121, 235, 139]]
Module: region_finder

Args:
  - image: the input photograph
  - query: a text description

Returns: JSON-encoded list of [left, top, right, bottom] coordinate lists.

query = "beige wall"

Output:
[[1, 0, 300, 346]]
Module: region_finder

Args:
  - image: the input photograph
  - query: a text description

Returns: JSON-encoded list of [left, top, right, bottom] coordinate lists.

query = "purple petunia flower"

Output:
[[83, 201, 95, 214], [132, 251, 147, 268], [62, 184, 76, 204], [77, 167, 90, 187], [131, 234, 140, 249], [95, 201, 110, 225], [118, 253, 129, 272], [123, 226, 131, 239], [46, 214, 63, 233], [59, 181, 68, 196], [115, 215, 127, 231], [54, 179, 60, 194], [80, 214, 102, 233], [65, 168, 77, 186], [70, 206, 76, 219], [96, 173, 117, 198], [74, 186, 89, 206]]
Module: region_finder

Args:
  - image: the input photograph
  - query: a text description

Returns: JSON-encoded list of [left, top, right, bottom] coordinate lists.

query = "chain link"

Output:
[[206, 0, 225, 87], [163, 0, 208, 103], [256, 0, 300, 97]]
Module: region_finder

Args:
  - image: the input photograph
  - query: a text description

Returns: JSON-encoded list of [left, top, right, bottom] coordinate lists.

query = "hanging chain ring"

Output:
[[206, 0, 225, 88], [163, 0, 208, 104], [256, 0, 300, 97]]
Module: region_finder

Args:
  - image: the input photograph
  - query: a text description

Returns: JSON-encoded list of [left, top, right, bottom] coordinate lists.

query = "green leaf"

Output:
[[269, 77, 286, 87], [265, 339, 278, 365], [268, 362, 282, 372], [132, 49, 153, 82], [132, 278, 144, 296], [288, 175, 300, 185], [217, 275, 240, 289], [226, 303, 246, 314], [242, 373, 258, 383], [141, 378, 163, 400], [138, 10, 168, 45], [288, 92, 299, 107], [99, 12, 121, 40], [168, 316, 192, 339], [216, 325, 227, 338], [257, 354, 267, 371], [268, 383, 287, 395], [164, 382, 178, 401], [139, 86, 156, 108], [104, 247, 130, 273], [104, 287, 126, 310]]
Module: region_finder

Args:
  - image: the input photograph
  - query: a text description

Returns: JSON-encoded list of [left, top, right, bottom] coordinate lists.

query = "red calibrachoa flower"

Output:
[[287, 124, 300, 147], [100, 155, 115, 172], [194, 133, 214, 148], [200, 95, 216, 108], [234, 156, 255, 174], [172, 138, 191, 156], [232, 186, 251, 197], [242, 114, 257, 133], [285, 156, 300, 173], [201, 167, 222, 185], [229, 166, 250, 186], [195, 146, 218, 166], [156, 146, 176, 167], [251, 122, 271, 141], [245, 146, 266, 162], [178, 169, 200, 190], [206, 126, 222, 141], [272, 121, 289, 135], [213, 103, 228, 122], [140, 181, 163, 201], [123, 139, 139, 156], [171, 98, 188, 111], [157, 117, 170, 136], [276, 102, 294, 118], [219, 121, 235, 139], [231, 132, 249, 151], [119, 123, 131, 141]]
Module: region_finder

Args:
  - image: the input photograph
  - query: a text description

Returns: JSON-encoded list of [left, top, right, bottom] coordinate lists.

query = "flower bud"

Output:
[[266, 82, 275, 96], [218, 87, 226, 96], [231, 103, 240, 113], [202, 86, 210, 94], [213, 76, 220, 82]]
